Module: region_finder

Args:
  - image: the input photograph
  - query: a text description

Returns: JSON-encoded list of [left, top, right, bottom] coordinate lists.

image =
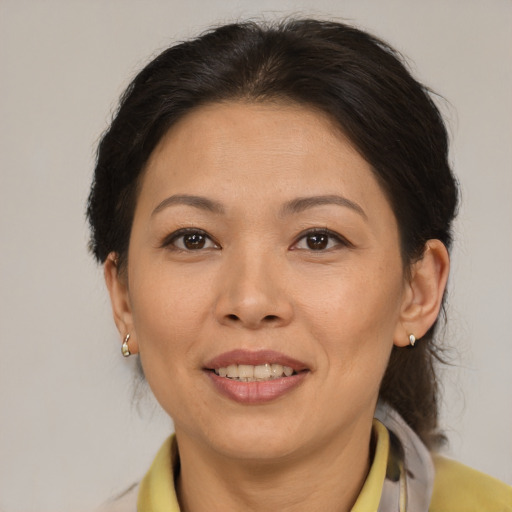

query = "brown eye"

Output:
[[293, 229, 351, 252], [183, 233, 206, 250], [164, 229, 219, 251], [306, 233, 329, 250]]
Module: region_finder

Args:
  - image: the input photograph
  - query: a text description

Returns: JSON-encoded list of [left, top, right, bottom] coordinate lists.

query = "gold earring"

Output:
[[121, 334, 131, 357], [409, 334, 416, 347]]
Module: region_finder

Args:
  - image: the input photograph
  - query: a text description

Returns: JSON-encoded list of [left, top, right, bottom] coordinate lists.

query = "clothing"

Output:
[[98, 406, 512, 511]]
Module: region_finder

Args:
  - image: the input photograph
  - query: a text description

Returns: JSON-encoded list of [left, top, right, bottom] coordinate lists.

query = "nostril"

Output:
[[224, 313, 280, 324]]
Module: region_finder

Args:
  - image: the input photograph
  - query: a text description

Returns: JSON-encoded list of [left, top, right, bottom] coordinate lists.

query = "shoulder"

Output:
[[430, 455, 512, 512], [94, 483, 139, 512]]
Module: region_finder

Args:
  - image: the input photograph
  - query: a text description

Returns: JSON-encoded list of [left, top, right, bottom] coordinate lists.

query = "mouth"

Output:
[[204, 350, 309, 404], [212, 363, 296, 382], [204, 349, 308, 377]]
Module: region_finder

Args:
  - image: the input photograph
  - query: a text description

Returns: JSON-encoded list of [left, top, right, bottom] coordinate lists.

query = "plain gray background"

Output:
[[0, 1, 511, 510]]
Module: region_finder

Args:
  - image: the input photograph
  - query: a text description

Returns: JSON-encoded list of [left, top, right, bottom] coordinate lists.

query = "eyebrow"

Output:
[[151, 194, 225, 216], [151, 193, 366, 220], [281, 195, 367, 220]]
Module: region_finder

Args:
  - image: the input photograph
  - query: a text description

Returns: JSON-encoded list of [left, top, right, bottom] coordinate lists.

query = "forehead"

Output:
[[148, 101, 348, 170], [138, 101, 393, 223]]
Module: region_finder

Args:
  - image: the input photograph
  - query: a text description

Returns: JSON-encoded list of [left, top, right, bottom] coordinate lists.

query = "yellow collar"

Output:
[[351, 419, 389, 511], [137, 420, 390, 512], [137, 435, 180, 511]]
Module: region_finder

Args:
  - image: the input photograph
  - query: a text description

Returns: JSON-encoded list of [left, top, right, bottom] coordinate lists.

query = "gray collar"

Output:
[[374, 402, 435, 512]]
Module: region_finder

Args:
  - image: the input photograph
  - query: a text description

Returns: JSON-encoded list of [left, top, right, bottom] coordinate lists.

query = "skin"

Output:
[[105, 102, 449, 512]]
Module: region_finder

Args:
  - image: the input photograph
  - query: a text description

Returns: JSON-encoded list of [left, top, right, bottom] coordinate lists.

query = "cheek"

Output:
[[128, 265, 213, 417], [295, 259, 404, 369], [129, 262, 211, 360]]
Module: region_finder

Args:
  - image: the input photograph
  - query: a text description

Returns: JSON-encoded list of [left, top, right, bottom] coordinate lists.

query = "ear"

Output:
[[393, 240, 450, 347], [104, 253, 139, 355]]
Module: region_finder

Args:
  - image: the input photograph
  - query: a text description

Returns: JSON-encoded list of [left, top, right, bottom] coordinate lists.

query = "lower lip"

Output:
[[206, 371, 308, 404]]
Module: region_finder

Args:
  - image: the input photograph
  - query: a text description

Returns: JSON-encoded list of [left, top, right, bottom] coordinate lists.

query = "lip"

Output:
[[204, 349, 309, 372], [204, 350, 309, 405], [206, 371, 308, 404]]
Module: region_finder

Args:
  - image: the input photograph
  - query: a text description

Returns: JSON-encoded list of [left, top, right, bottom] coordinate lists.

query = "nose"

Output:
[[214, 250, 294, 329]]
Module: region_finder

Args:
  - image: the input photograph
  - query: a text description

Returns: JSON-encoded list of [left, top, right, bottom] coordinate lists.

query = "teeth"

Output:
[[238, 365, 254, 379], [254, 363, 271, 380], [271, 364, 283, 378], [214, 364, 296, 381], [227, 364, 238, 378]]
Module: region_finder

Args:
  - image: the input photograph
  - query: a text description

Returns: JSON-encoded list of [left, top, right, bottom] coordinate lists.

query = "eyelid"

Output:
[[160, 228, 220, 250], [291, 228, 354, 250], [160, 227, 351, 251]]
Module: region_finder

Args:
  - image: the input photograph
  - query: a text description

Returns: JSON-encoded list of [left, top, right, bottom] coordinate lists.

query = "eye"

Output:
[[292, 229, 351, 251], [162, 229, 219, 251]]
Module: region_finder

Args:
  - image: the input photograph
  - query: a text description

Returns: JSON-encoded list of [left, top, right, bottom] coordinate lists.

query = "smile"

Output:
[[205, 350, 309, 404], [214, 363, 295, 381]]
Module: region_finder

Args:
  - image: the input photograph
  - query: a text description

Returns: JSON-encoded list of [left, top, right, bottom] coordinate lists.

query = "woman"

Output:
[[88, 19, 511, 512]]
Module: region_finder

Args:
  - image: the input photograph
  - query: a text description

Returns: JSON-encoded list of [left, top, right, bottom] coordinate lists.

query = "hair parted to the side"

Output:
[[87, 18, 458, 449]]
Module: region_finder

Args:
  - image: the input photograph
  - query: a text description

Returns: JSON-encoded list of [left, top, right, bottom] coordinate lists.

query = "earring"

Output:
[[409, 334, 416, 347], [121, 333, 131, 357]]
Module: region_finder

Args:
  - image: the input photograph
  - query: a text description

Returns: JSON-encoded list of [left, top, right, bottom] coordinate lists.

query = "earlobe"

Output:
[[394, 240, 450, 347], [104, 253, 139, 355]]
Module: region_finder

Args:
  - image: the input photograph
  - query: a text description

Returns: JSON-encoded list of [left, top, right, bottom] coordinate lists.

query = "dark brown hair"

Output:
[[87, 19, 458, 448]]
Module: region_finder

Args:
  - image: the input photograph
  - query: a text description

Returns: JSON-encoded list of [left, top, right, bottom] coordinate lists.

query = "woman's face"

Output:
[[114, 102, 411, 460]]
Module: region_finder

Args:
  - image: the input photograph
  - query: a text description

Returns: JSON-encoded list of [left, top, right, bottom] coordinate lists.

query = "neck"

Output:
[[175, 421, 373, 512]]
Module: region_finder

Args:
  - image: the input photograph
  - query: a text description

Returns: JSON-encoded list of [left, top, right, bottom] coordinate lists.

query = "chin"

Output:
[[215, 431, 306, 461], [179, 413, 311, 462]]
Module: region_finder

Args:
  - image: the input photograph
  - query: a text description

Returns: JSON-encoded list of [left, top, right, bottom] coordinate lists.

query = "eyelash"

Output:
[[160, 228, 219, 251], [292, 228, 353, 251], [160, 228, 352, 252]]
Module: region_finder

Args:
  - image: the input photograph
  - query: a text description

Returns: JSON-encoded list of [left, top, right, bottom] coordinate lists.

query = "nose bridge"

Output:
[[214, 242, 292, 328]]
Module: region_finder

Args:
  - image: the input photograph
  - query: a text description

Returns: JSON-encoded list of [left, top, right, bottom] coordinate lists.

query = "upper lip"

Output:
[[204, 349, 309, 372]]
